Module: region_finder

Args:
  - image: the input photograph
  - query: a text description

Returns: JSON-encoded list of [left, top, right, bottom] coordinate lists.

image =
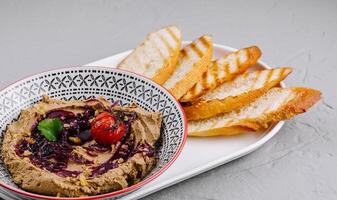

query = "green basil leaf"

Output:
[[37, 118, 63, 142]]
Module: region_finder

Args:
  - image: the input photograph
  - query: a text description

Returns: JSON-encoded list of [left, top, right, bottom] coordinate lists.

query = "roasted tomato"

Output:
[[90, 112, 126, 144]]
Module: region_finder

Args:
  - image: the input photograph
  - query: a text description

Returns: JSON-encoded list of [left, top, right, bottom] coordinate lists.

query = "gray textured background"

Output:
[[0, 0, 336, 199]]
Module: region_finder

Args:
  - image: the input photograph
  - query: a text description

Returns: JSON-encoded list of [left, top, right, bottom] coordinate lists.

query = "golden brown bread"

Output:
[[184, 67, 293, 120], [163, 35, 213, 99], [188, 87, 321, 136], [180, 46, 261, 102], [116, 26, 320, 138], [118, 26, 182, 84]]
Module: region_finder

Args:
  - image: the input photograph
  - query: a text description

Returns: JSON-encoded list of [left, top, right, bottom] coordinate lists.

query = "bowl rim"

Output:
[[0, 66, 188, 200]]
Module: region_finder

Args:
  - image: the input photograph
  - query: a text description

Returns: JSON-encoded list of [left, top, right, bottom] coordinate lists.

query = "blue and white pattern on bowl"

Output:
[[0, 66, 187, 199]]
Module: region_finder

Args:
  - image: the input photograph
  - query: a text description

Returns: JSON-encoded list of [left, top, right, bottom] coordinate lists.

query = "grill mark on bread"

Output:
[[189, 86, 197, 98], [223, 63, 230, 79], [180, 48, 189, 60], [265, 69, 274, 84], [279, 68, 286, 80], [211, 62, 219, 85], [200, 36, 211, 48], [158, 33, 173, 51], [187, 86, 196, 98], [229, 59, 238, 74], [243, 71, 250, 79], [237, 51, 245, 65], [250, 70, 264, 90], [201, 71, 208, 92], [235, 58, 240, 71], [166, 27, 179, 44], [190, 43, 203, 57]]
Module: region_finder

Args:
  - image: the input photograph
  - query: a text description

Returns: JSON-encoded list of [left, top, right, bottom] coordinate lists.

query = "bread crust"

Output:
[[240, 87, 322, 130], [180, 46, 261, 102], [165, 35, 213, 99], [184, 67, 293, 120], [151, 43, 180, 84], [118, 26, 182, 85], [188, 87, 321, 137]]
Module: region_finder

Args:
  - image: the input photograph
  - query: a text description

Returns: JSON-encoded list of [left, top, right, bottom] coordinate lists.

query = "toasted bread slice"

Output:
[[180, 46, 262, 102], [163, 35, 213, 99], [118, 26, 182, 84], [188, 87, 321, 136], [184, 67, 293, 120]]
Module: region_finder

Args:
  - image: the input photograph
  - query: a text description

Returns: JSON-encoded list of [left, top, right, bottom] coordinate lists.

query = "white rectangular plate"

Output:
[[86, 43, 284, 200]]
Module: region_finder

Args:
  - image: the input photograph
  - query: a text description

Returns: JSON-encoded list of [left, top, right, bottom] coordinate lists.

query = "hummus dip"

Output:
[[2, 96, 162, 197]]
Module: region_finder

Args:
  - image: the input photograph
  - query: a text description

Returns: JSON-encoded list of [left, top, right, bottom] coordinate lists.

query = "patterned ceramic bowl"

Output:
[[0, 67, 187, 199]]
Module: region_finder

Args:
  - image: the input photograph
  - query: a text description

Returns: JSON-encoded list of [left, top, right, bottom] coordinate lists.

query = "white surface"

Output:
[[86, 43, 285, 200]]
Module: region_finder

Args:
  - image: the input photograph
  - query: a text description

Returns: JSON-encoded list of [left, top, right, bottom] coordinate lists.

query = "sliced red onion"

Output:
[[45, 109, 75, 121]]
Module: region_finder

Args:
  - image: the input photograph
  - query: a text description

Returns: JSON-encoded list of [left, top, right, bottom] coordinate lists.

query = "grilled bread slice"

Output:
[[184, 67, 293, 120], [180, 46, 262, 102], [188, 87, 321, 136], [118, 26, 182, 84], [163, 35, 213, 99]]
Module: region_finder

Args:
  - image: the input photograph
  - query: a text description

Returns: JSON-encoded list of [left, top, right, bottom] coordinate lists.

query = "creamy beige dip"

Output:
[[1, 96, 162, 197]]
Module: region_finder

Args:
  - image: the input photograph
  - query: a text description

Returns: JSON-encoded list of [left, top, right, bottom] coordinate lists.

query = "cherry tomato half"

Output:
[[90, 112, 126, 144]]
